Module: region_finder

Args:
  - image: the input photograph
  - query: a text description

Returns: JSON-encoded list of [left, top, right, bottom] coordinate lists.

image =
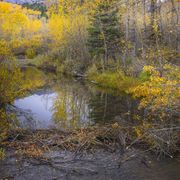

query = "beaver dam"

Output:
[[0, 67, 180, 180]]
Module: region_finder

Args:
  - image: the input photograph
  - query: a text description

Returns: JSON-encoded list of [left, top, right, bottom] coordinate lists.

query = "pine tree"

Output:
[[88, 0, 122, 66]]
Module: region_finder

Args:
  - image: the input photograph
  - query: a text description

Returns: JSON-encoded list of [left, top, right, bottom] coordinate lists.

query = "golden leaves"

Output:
[[0, 40, 11, 60], [130, 65, 180, 115], [0, 2, 42, 51], [48, 13, 89, 49]]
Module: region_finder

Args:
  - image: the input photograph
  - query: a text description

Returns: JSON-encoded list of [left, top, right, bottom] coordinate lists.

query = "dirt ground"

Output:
[[0, 148, 180, 180], [0, 128, 180, 180]]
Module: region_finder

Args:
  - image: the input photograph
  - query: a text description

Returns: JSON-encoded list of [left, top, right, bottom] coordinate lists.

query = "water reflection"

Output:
[[14, 68, 139, 130], [15, 92, 56, 129], [88, 91, 138, 124], [52, 79, 93, 129]]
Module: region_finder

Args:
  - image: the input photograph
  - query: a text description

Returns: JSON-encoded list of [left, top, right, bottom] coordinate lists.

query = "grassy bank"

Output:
[[86, 68, 140, 93], [24, 58, 141, 93]]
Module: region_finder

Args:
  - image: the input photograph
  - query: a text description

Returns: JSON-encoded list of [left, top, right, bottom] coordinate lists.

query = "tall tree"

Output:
[[88, 0, 123, 68]]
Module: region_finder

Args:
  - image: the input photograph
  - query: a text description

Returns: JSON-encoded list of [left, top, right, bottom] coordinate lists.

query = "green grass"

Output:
[[87, 70, 140, 93]]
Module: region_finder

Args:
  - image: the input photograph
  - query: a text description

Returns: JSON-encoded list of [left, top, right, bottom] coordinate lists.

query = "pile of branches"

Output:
[[3, 125, 127, 157], [2, 124, 180, 158]]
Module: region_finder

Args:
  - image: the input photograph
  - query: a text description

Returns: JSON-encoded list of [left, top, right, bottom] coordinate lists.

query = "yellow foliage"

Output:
[[48, 0, 92, 16], [26, 48, 36, 59], [130, 65, 180, 114], [0, 63, 22, 104], [48, 13, 89, 48], [48, 14, 69, 45], [0, 45, 22, 142], [0, 40, 12, 60], [1, 12, 28, 37], [0, 2, 42, 53], [134, 127, 142, 137]]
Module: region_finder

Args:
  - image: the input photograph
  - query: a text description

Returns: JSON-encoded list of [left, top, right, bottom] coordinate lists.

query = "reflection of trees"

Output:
[[21, 67, 46, 92], [52, 80, 91, 129], [88, 91, 139, 125], [51, 79, 140, 129], [0, 65, 46, 139]]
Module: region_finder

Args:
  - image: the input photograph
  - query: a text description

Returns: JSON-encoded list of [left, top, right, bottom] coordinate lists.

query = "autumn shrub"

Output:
[[0, 2, 43, 57], [130, 64, 180, 118], [0, 40, 12, 61], [48, 11, 90, 73], [26, 48, 36, 59], [0, 40, 23, 105], [0, 40, 23, 143], [34, 51, 60, 72], [138, 69, 152, 82], [0, 65, 46, 145], [0, 63, 22, 105]]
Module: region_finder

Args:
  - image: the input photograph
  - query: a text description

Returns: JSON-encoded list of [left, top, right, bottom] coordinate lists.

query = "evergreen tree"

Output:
[[22, 2, 47, 18], [88, 0, 122, 66]]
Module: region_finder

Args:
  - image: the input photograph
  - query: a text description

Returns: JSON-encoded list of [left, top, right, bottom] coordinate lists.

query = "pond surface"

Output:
[[14, 67, 139, 130]]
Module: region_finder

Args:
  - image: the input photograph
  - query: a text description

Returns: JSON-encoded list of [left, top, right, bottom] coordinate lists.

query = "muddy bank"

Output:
[[0, 127, 180, 180], [1, 148, 180, 180]]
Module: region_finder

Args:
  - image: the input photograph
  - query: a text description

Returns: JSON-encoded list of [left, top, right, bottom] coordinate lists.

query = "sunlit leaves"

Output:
[[0, 2, 42, 53], [0, 40, 12, 61], [47, 3, 89, 67], [48, 14, 88, 47], [130, 65, 180, 116]]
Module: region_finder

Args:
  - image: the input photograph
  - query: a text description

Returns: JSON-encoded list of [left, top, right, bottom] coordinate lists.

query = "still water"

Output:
[[14, 67, 139, 130]]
